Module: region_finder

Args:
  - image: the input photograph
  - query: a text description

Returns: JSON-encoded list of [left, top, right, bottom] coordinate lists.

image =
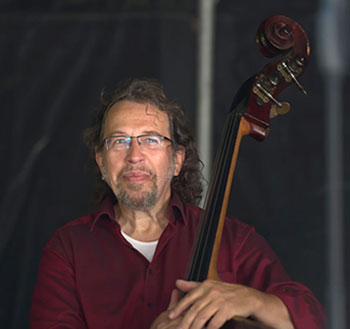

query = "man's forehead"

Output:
[[104, 100, 170, 133]]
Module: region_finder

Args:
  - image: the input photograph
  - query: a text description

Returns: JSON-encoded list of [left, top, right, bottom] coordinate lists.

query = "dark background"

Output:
[[1, 1, 349, 328]]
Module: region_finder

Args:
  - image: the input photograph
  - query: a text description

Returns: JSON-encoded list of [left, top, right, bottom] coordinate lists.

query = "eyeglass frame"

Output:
[[103, 134, 173, 151]]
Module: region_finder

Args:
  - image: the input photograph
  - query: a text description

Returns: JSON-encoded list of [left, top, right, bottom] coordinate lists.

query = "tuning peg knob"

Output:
[[269, 102, 291, 118]]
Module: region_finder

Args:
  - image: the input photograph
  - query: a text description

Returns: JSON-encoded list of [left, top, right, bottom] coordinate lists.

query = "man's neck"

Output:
[[114, 200, 169, 242]]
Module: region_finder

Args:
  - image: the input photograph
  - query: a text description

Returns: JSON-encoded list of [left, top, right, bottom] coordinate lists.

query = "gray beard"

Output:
[[115, 181, 158, 211], [111, 155, 176, 211]]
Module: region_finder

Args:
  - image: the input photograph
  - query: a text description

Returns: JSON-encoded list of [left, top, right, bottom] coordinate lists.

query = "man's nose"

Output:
[[125, 138, 144, 163]]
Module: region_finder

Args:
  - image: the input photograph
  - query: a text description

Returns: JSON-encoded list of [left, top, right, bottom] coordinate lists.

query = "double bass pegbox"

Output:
[[245, 15, 310, 137], [252, 73, 291, 119]]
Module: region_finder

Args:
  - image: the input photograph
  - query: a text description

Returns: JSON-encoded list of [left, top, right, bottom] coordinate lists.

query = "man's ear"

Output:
[[95, 148, 104, 173], [173, 146, 185, 177]]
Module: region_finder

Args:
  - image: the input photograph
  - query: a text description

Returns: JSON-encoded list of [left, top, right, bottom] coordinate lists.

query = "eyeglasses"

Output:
[[104, 134, 173, 151]]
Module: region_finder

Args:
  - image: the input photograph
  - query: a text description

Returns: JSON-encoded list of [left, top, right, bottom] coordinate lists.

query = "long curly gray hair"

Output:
[[84, 78, 203, 205]]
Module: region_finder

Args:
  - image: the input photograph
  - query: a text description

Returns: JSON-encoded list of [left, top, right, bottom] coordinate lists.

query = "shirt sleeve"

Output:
[[30, 245, 87, 329], [234, 229, 327, 329]]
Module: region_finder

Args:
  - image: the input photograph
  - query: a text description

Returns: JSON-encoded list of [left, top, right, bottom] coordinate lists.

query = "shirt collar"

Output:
[[90, 192, 188, 232], [90, 197, 116, 232], [167, 192, 187, 225]]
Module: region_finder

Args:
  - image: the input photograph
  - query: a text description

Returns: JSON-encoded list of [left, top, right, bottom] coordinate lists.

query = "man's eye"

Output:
[[115, 138, 128, 144], [144, 136, 160, 144], [111, 137, 128, 147]]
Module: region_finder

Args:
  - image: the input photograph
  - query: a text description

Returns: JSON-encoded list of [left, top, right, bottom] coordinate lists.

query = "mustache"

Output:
[[118, 166, 155, 178]]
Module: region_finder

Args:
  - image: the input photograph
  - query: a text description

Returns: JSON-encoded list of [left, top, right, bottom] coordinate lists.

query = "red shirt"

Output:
[[30, 194, 326, 329]]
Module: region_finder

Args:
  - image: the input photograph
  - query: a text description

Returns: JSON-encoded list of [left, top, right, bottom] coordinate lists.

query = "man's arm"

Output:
[[152, 279, 293, 329], [151, 223, 326, 329], [232, 229, 326, 329], [30, 247, 87, 329]]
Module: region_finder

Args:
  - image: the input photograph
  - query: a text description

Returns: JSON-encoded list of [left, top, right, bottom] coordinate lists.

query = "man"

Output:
[[30, 78, 326, 329]]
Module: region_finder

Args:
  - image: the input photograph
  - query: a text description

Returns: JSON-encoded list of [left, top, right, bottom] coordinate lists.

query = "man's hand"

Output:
[[166, 279, 294, 329], [150, 289, 184, 329]]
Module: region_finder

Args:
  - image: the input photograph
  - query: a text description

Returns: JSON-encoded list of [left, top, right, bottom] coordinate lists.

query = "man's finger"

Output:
[[167, 289, 181, 310], [175, 279, 200, 293], [168, 280, 207, 320], [178, 297, 213, 329]]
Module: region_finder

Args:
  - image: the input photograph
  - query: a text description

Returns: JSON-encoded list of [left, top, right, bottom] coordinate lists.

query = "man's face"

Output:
[[95, 100, 185, 211]]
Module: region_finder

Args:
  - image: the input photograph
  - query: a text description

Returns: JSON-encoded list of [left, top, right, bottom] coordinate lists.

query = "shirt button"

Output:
[[147, 301, 153, 308], [149, 269, 153, 275]]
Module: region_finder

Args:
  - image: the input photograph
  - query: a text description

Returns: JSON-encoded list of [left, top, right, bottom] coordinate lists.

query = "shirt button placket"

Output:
[[145, 266, 156, 317]]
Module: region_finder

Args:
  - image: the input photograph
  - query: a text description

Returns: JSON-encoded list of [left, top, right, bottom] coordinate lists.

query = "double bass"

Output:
[[185, 15, 310, 329]]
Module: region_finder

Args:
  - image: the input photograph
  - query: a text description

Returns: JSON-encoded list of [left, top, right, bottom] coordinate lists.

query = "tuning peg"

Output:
[[279, 61, 308, 95], [269, 102, 291, 118], [255, 82, 283, 107]]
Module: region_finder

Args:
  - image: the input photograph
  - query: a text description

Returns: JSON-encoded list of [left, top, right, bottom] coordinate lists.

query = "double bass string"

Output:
[[187, 109, 242, 281]]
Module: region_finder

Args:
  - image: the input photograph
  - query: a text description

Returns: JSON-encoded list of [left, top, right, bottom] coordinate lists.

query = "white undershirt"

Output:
[[121, 231, 158, 262]]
